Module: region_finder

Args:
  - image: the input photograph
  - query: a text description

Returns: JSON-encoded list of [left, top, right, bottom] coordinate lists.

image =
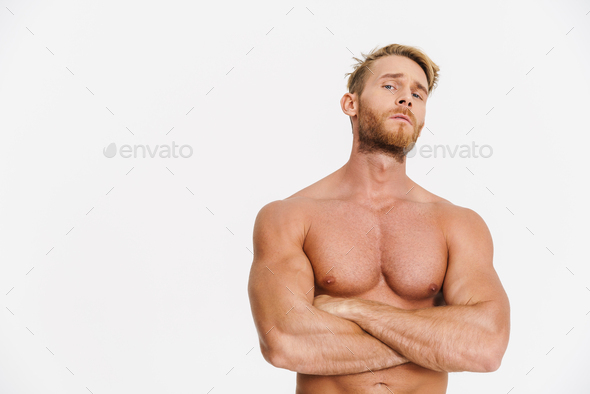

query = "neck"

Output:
[[337, 136, 415, 202]]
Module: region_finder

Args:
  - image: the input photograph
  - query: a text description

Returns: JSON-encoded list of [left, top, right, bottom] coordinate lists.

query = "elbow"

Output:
[[465, 349, 501, 373], [261, 346, 289, 370], [464, 336, 507, 373], [486, 322, 510, 372], [479, 309, 510, 372], [482, 353, 502, 373], [260, 341, 284, 368], [481, 338, 509, 372], [260, 335, 296, 371]]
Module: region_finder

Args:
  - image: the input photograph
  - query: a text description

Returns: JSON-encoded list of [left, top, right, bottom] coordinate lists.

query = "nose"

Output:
[[397, 92, 413, 108]]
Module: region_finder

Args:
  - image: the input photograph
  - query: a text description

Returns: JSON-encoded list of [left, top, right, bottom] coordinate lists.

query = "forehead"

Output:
[[369, 55, 428, 88]]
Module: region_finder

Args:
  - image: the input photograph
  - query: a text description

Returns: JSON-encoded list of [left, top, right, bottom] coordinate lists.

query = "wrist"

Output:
[[341, 298, 364, 321]]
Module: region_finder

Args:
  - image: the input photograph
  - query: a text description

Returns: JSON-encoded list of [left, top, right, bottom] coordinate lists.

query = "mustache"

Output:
[[386, 109, 415, 125], [389, 108, 413, 119]]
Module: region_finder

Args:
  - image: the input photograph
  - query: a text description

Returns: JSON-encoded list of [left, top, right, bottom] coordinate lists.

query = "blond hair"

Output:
[[345, 43, 440, 100]]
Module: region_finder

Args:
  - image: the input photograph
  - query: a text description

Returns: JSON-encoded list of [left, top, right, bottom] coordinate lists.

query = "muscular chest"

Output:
[[303, 200, 448, 305]]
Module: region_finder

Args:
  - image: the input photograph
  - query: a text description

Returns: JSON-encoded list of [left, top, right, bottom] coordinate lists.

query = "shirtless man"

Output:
[[247, 43, 510, 394]]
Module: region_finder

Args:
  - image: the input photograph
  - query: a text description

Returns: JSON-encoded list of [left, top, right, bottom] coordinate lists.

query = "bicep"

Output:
[[247, 201, 315, 351], [442, 207, 508, 309]]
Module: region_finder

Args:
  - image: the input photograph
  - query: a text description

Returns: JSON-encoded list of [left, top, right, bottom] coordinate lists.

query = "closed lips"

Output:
[[390, 114, 411, 124]]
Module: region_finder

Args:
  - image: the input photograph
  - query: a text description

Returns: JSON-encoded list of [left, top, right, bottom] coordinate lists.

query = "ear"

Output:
[[341, 93, 359, 135], [340, 92, 358, 119]]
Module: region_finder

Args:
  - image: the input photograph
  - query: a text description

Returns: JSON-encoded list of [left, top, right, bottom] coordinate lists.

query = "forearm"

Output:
[[341, 299, 501, 372], [268, 300, 409, 375]]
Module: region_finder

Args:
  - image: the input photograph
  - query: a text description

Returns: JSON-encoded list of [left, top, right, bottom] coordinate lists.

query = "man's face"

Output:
[[355, 55, 428, 161]]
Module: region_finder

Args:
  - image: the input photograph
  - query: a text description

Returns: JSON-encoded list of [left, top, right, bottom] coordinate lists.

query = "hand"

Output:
[[313, 294, 350, 318]]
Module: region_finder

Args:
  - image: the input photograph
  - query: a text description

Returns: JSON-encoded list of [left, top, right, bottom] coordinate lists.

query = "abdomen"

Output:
[[297, 363, 448, 394]]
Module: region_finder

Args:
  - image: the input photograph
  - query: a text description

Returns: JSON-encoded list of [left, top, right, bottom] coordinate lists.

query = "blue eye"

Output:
[[385, 85, 423, 100]]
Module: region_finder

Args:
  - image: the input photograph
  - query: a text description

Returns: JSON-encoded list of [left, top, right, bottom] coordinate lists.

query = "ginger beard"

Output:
[[356, 99, 424, 163]]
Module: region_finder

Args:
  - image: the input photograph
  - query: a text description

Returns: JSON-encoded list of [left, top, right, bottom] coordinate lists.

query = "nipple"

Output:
[[324, 276, 336, 285], [429, 283, 438, 293]]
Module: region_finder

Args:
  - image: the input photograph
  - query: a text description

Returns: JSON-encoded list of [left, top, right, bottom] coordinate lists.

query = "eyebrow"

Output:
[[377, 72, 428, 96]]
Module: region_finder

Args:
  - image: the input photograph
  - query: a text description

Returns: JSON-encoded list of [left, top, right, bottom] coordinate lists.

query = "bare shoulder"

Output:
[[430, 199, 492, 250], [254, 196, 315, 248], [410, 184, 490, 242], [413, 184, 480, 218]]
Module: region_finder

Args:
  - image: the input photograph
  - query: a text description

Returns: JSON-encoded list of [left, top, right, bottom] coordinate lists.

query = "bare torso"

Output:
[[289, 170, 453, 394]]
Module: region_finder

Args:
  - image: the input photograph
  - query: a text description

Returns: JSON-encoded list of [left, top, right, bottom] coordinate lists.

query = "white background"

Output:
[[1, 0, 589, 393]]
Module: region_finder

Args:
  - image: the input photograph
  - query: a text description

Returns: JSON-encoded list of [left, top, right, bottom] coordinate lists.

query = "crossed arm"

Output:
[[248, 200, 510, 375], [248, 200, 410, 375], [313, 206, 510, 372]]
